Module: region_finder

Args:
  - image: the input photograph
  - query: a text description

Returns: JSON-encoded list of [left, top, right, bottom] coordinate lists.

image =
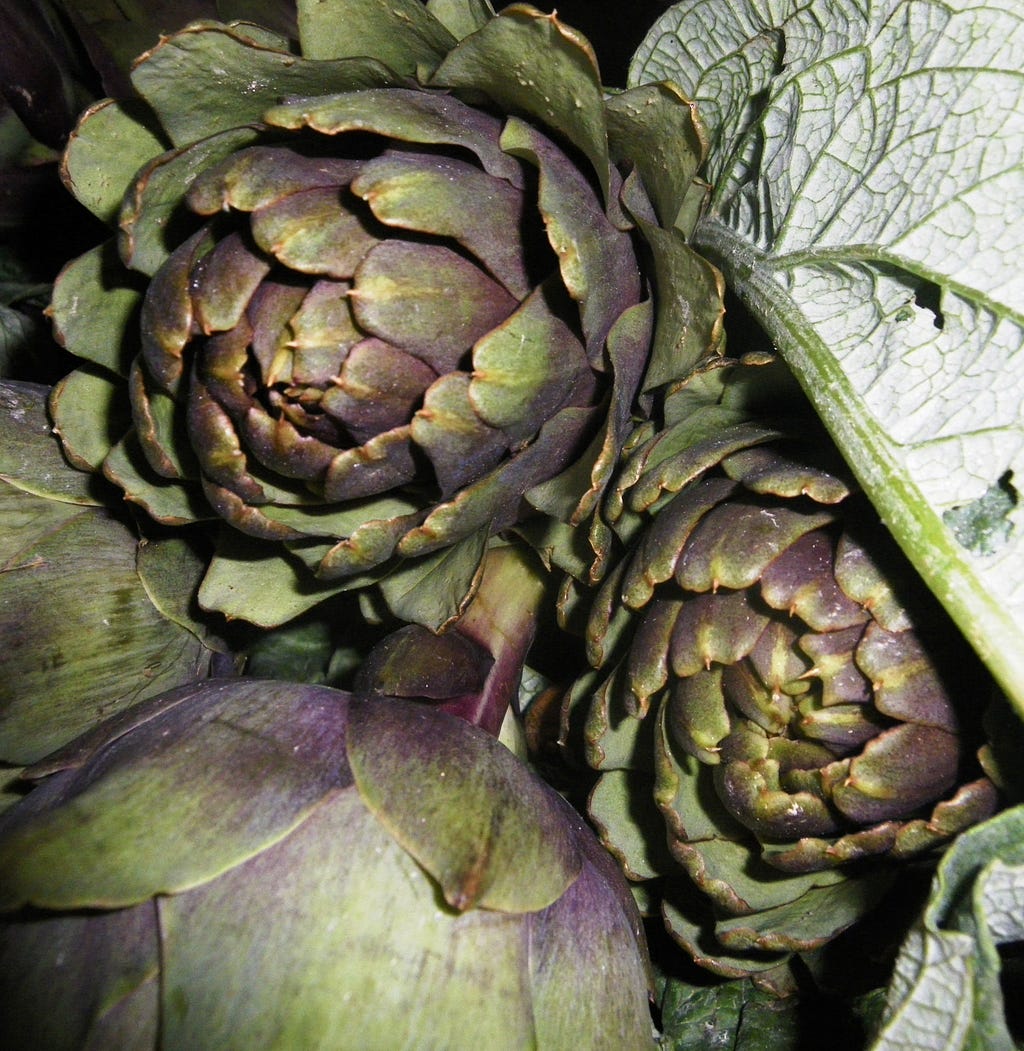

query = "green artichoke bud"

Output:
[[0, 679, 656, 1049], [563, 373, 999, 978], [0, 380, 228, 765], [48, 0, 718, 630]]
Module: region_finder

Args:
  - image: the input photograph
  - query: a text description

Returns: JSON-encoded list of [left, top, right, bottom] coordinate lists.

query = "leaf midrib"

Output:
[[693, 213, 1024, 710]]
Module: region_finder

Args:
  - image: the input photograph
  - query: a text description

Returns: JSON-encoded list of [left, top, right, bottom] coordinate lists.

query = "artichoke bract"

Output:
[[0, 381, 226, 766], [562, 369, 999, 980], [352, 544, 550, 735], [0, 679, 656, 1050], [48, 0, 717, 630]]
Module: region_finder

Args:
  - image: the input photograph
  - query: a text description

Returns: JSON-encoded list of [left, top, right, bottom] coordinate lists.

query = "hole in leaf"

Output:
[[912, 278, 945, 330], [943, 470, 1018, 556]]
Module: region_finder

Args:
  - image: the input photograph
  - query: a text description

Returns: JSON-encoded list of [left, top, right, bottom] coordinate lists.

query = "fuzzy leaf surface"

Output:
[[870, 807, 1024, 1051]]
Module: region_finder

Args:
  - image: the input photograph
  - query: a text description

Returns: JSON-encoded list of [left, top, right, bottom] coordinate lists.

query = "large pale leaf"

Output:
[[630, 0, 1024, 708], [869, 806, 1024, 1050]]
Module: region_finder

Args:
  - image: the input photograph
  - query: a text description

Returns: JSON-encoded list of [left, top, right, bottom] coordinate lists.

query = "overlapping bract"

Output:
[[127, 88, 621, 562], [48, 3, 717, 629], [564, 405, 999, 977], [0, 679, 656, 1049], [0, 381, 225, 768]]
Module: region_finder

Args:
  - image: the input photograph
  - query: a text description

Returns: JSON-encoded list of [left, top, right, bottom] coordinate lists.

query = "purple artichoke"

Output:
[[46, 1, 720, 630], [562, 369, 999, 980], [0, 678, 656, 1048]]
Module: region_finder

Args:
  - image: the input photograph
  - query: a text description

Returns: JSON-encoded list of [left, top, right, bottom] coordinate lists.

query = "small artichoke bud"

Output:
[[564, 413, 1000, 978]]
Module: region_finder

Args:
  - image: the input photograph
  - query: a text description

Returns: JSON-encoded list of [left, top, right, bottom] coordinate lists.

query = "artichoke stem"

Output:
[[447, 544, 551, 736]]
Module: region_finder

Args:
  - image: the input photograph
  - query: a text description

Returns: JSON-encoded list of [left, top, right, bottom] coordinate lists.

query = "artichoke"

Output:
[[0, 381, 228, 766], [562, 366, 1000, 979], [47, 0, 718, 630], [0, 678, 656, 1049]]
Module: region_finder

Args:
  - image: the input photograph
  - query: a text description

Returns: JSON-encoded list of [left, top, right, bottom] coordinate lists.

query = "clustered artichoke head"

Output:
[[562, 372, 1000, 979], [0, 679, 656, 1049], [48, 0, 718, 630]]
